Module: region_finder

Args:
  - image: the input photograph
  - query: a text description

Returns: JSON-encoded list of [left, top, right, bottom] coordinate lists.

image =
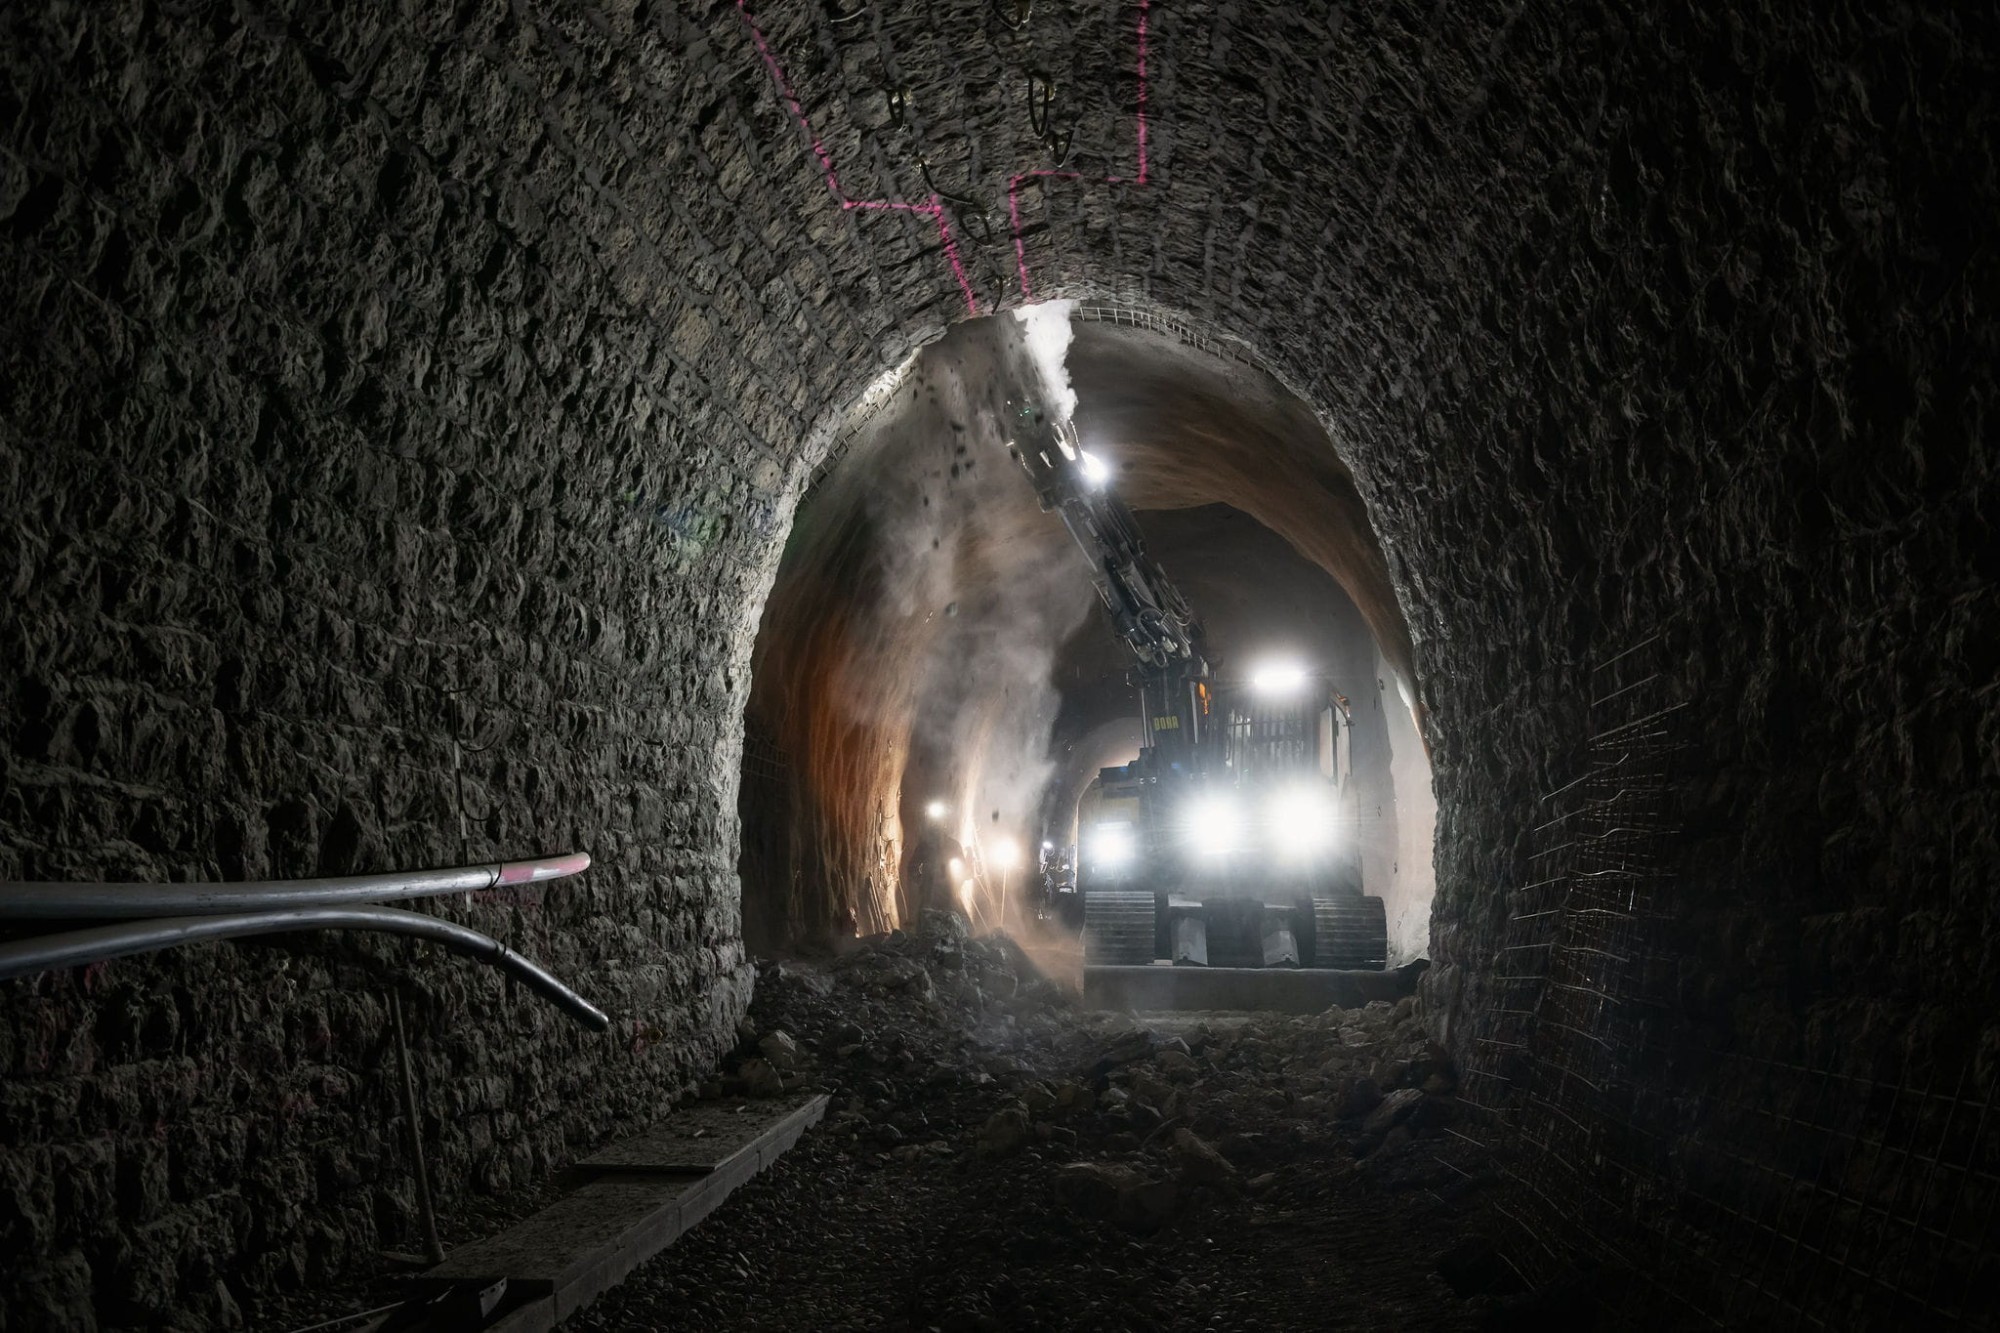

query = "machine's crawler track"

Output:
[[1084, 888, 1157, 965], [1310, 894, 1388, 970]]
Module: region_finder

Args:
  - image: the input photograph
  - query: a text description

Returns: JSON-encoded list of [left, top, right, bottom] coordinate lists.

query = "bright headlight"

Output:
[[1249, 661, 1311, 695], [1268, 787, 1334, 859], [1183, 795, 1244, 856], [1089, 821, 1136, 870]]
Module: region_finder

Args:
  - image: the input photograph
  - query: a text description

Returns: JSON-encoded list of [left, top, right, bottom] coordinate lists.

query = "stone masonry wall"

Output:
[[0, 1, 850, 1323], [1, 0, 1994, 1325]]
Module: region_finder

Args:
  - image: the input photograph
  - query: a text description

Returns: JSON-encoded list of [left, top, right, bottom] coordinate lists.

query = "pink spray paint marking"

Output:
[[739, 0, 1151, 311], [738, 0, 980, 316], [1136, 0, 1149, 185], [1010, 0, 1152, 300]]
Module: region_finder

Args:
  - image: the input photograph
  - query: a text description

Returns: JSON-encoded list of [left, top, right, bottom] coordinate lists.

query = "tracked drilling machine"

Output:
[[1009, 408, 1389, 974]]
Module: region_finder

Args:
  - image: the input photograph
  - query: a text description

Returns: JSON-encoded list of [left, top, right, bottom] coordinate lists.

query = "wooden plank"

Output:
[[420, 1177, 696, 1289], [392, 1094, 828, 1332], [577, 1094, 826, 1175]]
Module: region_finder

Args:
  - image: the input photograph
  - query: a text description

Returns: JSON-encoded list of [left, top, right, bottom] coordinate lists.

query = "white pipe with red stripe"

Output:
[[0, 852, 590, 919]]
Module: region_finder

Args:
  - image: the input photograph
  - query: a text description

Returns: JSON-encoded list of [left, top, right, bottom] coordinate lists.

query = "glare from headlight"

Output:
[[1183, 795, 1244, 856], [1090, 821, 1136, 871], [1268, 787, 1334, 859], [1249, 661, 1311, 695]]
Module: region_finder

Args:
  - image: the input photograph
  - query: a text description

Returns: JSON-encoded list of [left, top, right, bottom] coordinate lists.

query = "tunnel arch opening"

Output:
[[736, 301, 1437, 965], [0, 1, 1989, 1322]]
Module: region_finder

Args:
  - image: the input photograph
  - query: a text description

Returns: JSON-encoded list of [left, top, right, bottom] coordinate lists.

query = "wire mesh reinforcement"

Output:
[[1069, 302, 1268, 373], [740, 726, 793, 787], [1456, 625, 2000, 1327], [802, 354, 917, 501]]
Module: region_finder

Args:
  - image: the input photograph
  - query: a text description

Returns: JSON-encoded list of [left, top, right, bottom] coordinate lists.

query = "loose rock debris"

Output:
[[569, 912, 1610, 1331], [260, 910, 1626, 1332]]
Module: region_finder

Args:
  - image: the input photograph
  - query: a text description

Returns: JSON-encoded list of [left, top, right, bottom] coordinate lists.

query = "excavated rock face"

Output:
[[0, 0, 1994, 1324], [740, 314, 1099, 948]]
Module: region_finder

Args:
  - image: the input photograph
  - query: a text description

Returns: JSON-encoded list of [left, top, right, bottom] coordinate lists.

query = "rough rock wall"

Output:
[[743, 316, 1097, 948], [0, 1, 824, 1323], [1, 0, 1994, 1323]]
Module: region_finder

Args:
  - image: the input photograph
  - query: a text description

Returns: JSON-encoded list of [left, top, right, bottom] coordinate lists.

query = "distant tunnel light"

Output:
[[1078, 451, 1111, 487], [925, 799, 949, 823], [1249, 661, 1311, 695], [992, 837, 1022, 869]]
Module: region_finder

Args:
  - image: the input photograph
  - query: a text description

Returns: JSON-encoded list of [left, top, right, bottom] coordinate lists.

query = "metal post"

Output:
[[390, 989, 446, 1266]]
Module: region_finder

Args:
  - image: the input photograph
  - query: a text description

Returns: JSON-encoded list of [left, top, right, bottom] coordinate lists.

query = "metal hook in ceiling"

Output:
[[1027, 71, 1074, 168], [918, 155, 985, 217], [1027, 71, 1057, 137], [956, 207, 995, 246]]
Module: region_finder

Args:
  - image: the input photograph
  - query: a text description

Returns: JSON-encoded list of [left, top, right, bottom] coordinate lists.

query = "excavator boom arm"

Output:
[[1010, 411, 1204, 673]]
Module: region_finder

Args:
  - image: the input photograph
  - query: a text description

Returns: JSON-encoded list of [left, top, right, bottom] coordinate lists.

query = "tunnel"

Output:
[[0, 1, 1994, 1328], [738, 309, 1436, 965]]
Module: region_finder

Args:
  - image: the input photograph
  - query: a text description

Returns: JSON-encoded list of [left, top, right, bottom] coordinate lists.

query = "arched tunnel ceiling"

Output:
[[1062, 321, 1417, 700], [0, 0, 1994, 1324]]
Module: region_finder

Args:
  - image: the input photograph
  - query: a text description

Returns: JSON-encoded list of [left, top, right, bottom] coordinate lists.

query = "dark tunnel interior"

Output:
[[0, 0, 1996, 1328]]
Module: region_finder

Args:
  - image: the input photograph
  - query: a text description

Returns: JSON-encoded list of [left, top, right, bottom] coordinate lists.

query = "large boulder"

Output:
[[758, 1031, 802, 1070], [1054, 1162, 1180, 1234], [1362, 1087, 1425, 1137], [1168, 1129, 1237, 1188], [762, 961, 834, 998], [915, 908, 972, 946], [737, 1058, 786, 1098], [1085, 1029, 1189, 1078], [836, 954, 937, 1000], [976, 1106, 1033, 1158]]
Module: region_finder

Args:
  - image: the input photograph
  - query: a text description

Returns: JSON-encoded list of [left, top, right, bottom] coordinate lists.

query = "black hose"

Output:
[[0, 905, 610, 1031]]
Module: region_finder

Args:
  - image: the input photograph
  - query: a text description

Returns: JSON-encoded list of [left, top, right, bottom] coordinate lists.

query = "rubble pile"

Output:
[[573, 913, 1538, 1331]]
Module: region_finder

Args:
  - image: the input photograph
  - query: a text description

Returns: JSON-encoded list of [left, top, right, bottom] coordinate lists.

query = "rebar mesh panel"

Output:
[[1457, 626, 2000, 1326]]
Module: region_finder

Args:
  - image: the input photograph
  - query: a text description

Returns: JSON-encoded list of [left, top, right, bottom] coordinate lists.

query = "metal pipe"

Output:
[[0, 852, 590, 919], [0, 905, 610, 1031], [390, 989, 447, 1265]]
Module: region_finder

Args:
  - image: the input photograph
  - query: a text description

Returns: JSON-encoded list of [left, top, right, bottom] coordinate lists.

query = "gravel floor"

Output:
[[572, 915, 1559, 1332], [264, 914, 1637, 1331]]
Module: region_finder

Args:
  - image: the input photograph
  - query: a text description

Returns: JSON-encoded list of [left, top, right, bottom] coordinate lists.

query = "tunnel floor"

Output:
[[263, 917, 1619, 1332]]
